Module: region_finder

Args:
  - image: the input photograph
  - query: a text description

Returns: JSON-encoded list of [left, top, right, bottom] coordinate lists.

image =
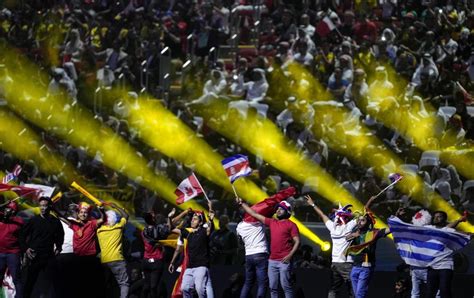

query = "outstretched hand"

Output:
[[395, 207, 406, 218], [304, 195, 314, 206]]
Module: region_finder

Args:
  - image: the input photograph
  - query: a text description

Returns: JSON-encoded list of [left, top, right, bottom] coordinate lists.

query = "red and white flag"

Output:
[[175, 173, 204, 205], [316, 16, 336, 38], [23, 184, 56, 198], [2, 165, 22, 184], [0, 183, 40, 198]]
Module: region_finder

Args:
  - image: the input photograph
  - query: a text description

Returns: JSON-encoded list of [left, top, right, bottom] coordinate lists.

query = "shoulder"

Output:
[[264, 217, 275, 226]]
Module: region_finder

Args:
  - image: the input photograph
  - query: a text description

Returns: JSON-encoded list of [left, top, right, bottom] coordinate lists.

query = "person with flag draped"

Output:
[[169, 202, 215, 298], [344, 203, 395, 298], [237, 188, 300, 298], [237, 186, 296, 298], [305, 194, 381, 298], [388, 209, 471, 298]]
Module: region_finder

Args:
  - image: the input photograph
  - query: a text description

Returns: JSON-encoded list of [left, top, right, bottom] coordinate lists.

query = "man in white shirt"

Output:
[[305, 195, 355, 298], [56, 203, 79, 297], [305, 195, 379, 298], [236, 187, 296, 298]]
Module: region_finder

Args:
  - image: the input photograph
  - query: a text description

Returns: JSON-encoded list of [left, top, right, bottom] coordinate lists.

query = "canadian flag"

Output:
[[175, 173, 204, 205]]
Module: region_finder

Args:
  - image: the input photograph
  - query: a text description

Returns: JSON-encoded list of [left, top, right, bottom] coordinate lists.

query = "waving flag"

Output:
[[23, 184, 56, 198], [2, 165, 22, 184], [316, 16, 336, 38], [221, 154, 252, 183], [175, 173, 204, 205], [0, 183, 40, 198], [388, 216, 470, 268]]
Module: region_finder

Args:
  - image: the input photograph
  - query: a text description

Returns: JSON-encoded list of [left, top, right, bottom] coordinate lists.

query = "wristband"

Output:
[[310, 203, 316, 208]]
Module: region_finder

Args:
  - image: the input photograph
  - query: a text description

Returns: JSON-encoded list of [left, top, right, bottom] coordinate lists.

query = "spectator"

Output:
[[20, 197, 64, 298], [97, 204, 130, 298], [0, 200, 23, 298], [209, 214, 237, 265]]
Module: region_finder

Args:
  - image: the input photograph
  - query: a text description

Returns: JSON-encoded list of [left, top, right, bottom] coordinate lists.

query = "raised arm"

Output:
[[206, 201, 215, 236], [171, 208, 191, 225], [305, 195, 330, 222], [447, 211, 467, 229], [167, 208, 176, 229], [110, 202, 129, 221], [96, 206, 106, 226], [237, 197, 266, 223], [364, 195, 377, 210]]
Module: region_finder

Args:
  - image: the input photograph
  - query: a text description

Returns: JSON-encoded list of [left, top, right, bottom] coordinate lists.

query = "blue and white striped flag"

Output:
[[388, 216, 470, 268], [221, 154, 252, 183]]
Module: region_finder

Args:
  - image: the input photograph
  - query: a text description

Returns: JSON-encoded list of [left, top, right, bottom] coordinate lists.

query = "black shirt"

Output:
[[181, 227, 210, 268], [20, 214, 64, 257]]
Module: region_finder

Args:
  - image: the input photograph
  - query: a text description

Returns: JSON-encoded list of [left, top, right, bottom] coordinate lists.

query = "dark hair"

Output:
[[143, 212, 155, 225], [433, 210, 448, 221], [38, 197, 51, 204]]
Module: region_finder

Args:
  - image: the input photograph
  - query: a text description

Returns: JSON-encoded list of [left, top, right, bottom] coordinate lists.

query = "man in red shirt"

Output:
[[0, 200, 23, 298], [70, 202, 105, 297], [239, 198, 300, 298]]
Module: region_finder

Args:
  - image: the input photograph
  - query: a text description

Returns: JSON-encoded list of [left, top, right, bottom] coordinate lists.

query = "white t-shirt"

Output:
[[325, 219, 357, 263], [61, 220, 74, 254], [236, 221, 268, 256], [424, 225, 456, 270]]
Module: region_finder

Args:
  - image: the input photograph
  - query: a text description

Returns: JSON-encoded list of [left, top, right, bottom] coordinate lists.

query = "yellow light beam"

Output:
[[0, 107, 79, 184], [279, 62, 473, 232], [0, 47, 204, 214], [97, 88, 327, 248], [364, 62, 474, 180], [191, 100, 380, 223]]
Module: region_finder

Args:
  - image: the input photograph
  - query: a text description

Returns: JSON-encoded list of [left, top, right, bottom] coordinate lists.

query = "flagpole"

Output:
[[231, 184, 239, 198], [373, 177, 402, 199], [193, 173, 211, 203]]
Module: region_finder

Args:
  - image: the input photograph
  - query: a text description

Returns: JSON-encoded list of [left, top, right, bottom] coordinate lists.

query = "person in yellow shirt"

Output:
[[97, 203, 129, 298]]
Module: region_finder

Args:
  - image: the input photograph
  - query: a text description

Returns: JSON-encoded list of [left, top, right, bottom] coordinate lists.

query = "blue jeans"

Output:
[[240, 253, 268, 298], [411, 267, 427, 298], [181, 266, 214, 298], [0, 253, 22, 298], [350, 266, 373, 298], [268, 259, 294, 298]]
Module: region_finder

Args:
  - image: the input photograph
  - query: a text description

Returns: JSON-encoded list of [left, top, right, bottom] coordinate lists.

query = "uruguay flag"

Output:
[[388, 216, 470, 268], [221, 154, 252, 183]]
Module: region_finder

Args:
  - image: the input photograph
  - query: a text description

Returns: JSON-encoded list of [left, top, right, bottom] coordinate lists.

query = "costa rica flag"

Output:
[[221, 154, 252, 183]]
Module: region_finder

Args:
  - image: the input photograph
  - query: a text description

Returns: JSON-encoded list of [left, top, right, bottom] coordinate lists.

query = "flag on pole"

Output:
[[175, 173, 204, 205], [22, 184, 56, 198], [0, 184, 40, 198], [388, 216, 470, 268], [388, 173, 403, 183], [2, 165, 22, 184], [221, 154, 252, 183], [316, 17, 336, 37]]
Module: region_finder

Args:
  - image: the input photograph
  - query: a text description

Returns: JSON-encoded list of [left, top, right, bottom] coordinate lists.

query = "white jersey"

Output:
[[325, 219, 357, 263], [236, 221, 268, 256]]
